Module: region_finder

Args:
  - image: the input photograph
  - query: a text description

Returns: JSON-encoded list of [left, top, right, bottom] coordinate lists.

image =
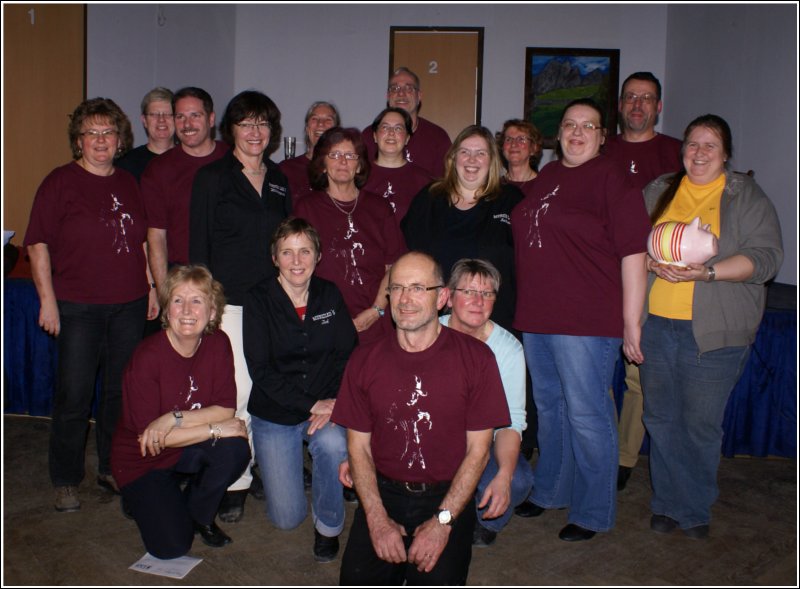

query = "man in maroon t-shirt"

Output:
[[361, 67, 452, 178], [604, 72, 682, 191], [603, 72, 682, 491], [142, 86, 227, 290], [333, 252, 509, 585]]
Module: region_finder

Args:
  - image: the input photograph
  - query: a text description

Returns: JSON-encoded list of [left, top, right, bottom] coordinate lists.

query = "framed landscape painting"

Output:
[[524, 47, 620, 149]]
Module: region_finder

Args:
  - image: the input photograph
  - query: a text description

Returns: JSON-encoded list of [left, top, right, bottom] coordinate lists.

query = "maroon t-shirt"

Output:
[[332, 326, 510, 482], [603, 133, 682, 192], [363, 162, 432, 222], [110, 330, 237, 489], [362, 117, 452, 179], [140, 141, 228, 264], [294, 190, 406, 343], [279, 154, 312, 205], [511, 155, 651, 338], [23, 162, 149, 304]]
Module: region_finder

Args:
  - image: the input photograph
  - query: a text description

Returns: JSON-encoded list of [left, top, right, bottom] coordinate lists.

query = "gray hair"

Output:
[[447, 258, 501, 293], [140, 87, 174, 115], [390, 66, 420, 89]]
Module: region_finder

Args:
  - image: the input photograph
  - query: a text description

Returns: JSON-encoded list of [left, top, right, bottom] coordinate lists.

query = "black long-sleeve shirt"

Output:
[[189, 150, 291, 305], [243, 275, 358, 425], [401, 183, 523, 332]]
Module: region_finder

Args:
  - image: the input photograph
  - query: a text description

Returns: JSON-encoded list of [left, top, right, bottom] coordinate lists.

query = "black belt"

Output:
[[377, 473, 450, 495]]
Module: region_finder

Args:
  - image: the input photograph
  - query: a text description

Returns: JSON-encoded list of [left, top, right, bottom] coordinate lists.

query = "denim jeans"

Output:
[[523, 333, 621, 532], [251, 415, 346, 536], [50, 297, 146, 486], [474, 449, 534, 533], [640, 315, 750, 528]]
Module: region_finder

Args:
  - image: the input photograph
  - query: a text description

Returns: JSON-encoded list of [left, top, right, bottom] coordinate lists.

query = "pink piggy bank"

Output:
[[648, 217, 719, 267]]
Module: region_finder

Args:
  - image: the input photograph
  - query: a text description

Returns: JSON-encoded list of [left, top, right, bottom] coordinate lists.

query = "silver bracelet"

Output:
[[706, 265, 716, 282]]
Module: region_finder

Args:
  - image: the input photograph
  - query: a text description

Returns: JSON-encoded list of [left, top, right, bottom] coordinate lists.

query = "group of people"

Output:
[[23, 65, 782, 584]]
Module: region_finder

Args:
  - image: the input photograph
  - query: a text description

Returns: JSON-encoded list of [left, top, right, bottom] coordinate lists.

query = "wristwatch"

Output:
[[373, 305, 385, 317], [706, 265, 716, 282], [435, 508, 454, 526], [173, 410, 183, 427]]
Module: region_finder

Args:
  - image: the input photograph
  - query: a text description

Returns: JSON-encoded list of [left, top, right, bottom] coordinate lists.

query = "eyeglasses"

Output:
[[145, 112, 173, 119], [387, 284, 444, 296], [503, 136, 530, 146], [81, 129, 118, 139], [388, 84, 418, 94], [621, 92, 657, 105], [453, 288, 497, 300], [378, 124, 407, 135], [456, 148, 489, 160], [560, 121, 602, 132], [327, 151, 359, 161], [236, 122, 270, 132]]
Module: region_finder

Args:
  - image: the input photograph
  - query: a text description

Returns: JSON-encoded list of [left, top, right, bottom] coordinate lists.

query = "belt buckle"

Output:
[[403, 481, 427, 494]]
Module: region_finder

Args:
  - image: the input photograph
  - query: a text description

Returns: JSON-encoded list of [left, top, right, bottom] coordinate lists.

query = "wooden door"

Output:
[[3, 4, 85, 241], [390, 27, 483, 141]]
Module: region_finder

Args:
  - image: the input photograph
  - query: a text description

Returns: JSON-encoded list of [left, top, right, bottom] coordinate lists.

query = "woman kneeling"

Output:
[[111, 265, 250, 559]]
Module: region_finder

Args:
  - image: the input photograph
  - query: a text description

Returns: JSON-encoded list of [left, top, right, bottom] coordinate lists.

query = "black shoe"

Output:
[[558, 524, 596, 542], [650, 514, 678, 534], [313, 529, 339, 563], [120, 496, 134, 520], [683, 524, 710, 539], [343, 487, 358, 503], [303, 466, 313, 489], [472, 523, 497, 547], [218, 489, 247, 523], [515, 500, 545, 518], [617, 466, 633, 491], [194, 520, 232, 548], [97, 474, 121, 495], [249, 467, 266, 501]]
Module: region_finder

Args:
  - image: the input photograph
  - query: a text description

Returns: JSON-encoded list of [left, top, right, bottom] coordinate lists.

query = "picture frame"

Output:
[[524, 47, 620, 149]]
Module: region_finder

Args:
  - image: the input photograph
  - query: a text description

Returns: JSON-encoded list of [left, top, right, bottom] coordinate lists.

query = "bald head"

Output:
[[388, 252, 448, 336]]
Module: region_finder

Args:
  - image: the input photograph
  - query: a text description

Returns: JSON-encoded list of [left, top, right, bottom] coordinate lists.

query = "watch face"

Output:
[[437, 509, 452, 524]]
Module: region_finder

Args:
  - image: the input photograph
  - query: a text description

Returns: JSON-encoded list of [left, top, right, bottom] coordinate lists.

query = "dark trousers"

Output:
[[50, 297, 146, 486], [122, 437, 250, 560], [340, 477, 475, 586]]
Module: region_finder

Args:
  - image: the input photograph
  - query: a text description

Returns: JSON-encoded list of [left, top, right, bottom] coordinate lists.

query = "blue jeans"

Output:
[[50, 297, 146, 486], [523, 333, 620, 532], [251, 415, 346, 536], [474, 449, 533, 533], [640, 315, 750, 528]]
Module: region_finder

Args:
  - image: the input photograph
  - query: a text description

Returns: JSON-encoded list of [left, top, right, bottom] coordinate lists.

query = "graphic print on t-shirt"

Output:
[[330, 216, 365, 286], [387, 375, 432, 470], [185, 375, 200, 409], [104, 193, 133, 254], [524, 185, 559, 248], [382, 181, 397, 214]]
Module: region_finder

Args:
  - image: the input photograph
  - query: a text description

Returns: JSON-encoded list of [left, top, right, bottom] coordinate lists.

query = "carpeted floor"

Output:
[[2, 414, 796, 586]]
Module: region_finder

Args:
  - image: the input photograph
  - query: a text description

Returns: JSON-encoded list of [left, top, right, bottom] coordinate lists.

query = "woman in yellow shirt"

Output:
[[640, 114, 782, 540]]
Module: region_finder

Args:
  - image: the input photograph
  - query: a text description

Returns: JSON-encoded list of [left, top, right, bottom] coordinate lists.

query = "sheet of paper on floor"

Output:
[[129, 553, 202, 579]]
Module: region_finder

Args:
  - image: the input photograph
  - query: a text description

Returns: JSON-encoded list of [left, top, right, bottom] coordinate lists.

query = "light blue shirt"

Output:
[[440, 315, 527, 435]]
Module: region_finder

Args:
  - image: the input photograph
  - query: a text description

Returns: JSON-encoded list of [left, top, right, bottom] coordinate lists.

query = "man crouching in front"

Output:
[[332, 252, 510, 585]]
